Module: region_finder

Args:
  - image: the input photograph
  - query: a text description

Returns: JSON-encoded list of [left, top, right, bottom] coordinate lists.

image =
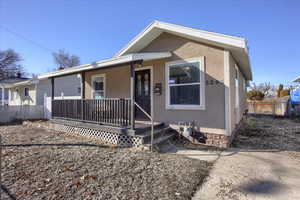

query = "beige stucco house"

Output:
[[40, 21, 252, 147]]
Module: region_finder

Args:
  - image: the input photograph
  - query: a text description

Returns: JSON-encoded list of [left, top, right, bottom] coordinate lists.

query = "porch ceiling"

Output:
[[38, 52, 171, 79]]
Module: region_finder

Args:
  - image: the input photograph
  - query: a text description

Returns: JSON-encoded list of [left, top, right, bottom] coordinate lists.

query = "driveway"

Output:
[[193, 149, 300, 200]]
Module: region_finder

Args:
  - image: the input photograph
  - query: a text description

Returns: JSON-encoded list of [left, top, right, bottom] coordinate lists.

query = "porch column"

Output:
[[81, 71, 85, 99], [51, 77, 54, 100], [1, 87, 4, 106], [130, 63, 135, 130]]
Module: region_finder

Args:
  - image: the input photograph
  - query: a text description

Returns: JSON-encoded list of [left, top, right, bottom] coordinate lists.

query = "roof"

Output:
[[0, 77, 29, 87], [115, 20, 252, 80], [0, 77, 28, 84], [0, 78, 38, 88], [38, 52, 171, 79], [292, 76, 300, 82]]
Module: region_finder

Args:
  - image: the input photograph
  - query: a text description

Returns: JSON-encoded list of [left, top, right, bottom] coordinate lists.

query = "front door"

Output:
[[135, 69, 151, 119]]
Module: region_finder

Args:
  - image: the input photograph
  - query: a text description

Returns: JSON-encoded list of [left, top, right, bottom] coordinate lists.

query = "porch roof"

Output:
[[38, 52, 171, 79], [292, 76, 300, 82]]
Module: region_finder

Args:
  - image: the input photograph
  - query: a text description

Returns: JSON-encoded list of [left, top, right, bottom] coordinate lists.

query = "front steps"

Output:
[[50, 119, 176, 149], [134, 123, 177, 150]]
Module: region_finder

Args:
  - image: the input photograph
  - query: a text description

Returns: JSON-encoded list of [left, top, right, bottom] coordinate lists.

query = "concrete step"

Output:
[[134, 122, 166, 134], [137, 126, 172, 144], [142, 132, 176, 151]]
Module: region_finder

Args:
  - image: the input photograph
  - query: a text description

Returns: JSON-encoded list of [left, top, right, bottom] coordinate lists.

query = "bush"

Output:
[[279, 89, 290, 97], [247, 90, 265, 100], [277, 84, 284, 97]]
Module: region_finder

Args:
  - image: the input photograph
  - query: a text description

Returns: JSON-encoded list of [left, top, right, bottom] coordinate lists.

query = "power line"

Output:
[[0, 24, 55, 53]]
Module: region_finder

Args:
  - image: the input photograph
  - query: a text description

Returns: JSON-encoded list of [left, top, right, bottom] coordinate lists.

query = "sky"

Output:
[[0, 0, 299, 86]]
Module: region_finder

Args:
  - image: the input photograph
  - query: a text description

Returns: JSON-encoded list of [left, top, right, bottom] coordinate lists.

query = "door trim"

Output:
[[134, 66, 153, 118]]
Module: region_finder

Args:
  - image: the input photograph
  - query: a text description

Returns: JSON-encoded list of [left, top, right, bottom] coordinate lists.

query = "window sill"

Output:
[[166, 105, 205, 110]]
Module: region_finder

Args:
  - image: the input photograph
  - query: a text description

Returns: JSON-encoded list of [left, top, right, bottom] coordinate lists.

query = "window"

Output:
[[165, 57, 205, 110], [144, 73, 149, 96], [91, 74, 105, 99], [24, 88, 29, 97]]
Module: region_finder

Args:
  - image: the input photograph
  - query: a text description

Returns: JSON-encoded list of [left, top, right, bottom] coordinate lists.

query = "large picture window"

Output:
[[165, 57, 205, 110], [91, 74, 105, 99]]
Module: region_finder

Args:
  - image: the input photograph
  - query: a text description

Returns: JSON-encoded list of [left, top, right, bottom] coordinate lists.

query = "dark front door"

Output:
[[135, 69, 151, 119]]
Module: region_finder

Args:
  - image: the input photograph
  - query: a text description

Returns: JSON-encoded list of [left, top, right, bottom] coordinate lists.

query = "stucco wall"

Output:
[[85, 66, 131, 99], [54, 74, 82, 98], [141, 33, 225, 131], [35, 74, 82, 106], [36, 79, 51, 105], [85, 33, 226, 132], [228, 53, 247, 132]]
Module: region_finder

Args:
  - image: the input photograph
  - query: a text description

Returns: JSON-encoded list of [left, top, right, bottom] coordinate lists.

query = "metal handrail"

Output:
[[134, 102, 154, 151]]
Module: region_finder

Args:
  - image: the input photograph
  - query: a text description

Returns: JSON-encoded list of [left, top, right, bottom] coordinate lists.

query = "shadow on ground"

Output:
[[1, 184, 17, 200], [239, 180, 286, 195]]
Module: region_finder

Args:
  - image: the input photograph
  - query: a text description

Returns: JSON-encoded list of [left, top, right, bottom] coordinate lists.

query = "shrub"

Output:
[[247, 90, 265, 100], [279, 89, 290, 97], [277, 84, 284, 97]]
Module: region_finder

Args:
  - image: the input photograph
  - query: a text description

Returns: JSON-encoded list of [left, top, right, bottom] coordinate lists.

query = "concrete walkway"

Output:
[[166, 146, 300, 200]]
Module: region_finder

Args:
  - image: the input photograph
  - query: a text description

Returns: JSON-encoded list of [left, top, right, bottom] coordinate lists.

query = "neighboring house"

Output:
[[0, 78, 29, 106], [44, 21, 252, 147], [3, 74, 82, 106]]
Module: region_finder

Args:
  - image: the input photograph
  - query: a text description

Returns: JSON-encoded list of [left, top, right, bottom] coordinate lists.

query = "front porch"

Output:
[[48, 52, 176, 147], [51, 98, 174, 147]]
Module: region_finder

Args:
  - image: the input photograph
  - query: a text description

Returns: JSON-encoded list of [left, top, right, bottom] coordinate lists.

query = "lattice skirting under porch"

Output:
[[49, 122, 143, 147]]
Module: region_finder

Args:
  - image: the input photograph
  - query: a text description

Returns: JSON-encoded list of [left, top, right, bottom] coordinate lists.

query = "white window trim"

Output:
[[91, 74, 106, 99], [165, 56, 205, 110]]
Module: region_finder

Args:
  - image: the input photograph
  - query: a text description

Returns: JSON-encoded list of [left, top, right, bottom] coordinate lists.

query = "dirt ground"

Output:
[[233, 115, 300, 151], [193, 116, 300, 200], [0, 124, 210, 200]]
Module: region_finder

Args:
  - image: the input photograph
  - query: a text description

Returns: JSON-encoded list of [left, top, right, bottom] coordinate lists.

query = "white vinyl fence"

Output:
[[0, 105, 44, 123], [44, 95, 52, 120]]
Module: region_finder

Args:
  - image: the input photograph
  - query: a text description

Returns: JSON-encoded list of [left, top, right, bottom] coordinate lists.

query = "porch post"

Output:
[[130, 63, 135, 130], [1, 87, 4, 106], [51, 77, 54, 100], [81, 72, 85, 99], [50, 77, 54, 119]]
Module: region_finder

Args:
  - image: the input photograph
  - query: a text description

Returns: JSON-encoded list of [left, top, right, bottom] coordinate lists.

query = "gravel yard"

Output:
[[232, 115, 300, 161], [0, 123, 210, 200]]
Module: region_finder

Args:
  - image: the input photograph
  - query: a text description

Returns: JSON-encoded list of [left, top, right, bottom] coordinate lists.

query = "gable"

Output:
[[140, 32, 224, 57], [116, 21, 252, 80]]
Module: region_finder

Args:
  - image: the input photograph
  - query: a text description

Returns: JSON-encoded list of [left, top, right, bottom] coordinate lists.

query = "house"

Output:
[[0, 77, 29, 106], [3, 74, 82, 106], [43, 21, 252, 148]]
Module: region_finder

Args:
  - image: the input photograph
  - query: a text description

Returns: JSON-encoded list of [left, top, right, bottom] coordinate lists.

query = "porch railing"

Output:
[[52, 98, 131, 127]]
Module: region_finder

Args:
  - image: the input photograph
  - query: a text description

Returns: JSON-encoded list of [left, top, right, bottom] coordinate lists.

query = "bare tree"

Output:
[[250, 82, 275, 97], [0, 49, 26, 80], [53, 49, 80, 70]]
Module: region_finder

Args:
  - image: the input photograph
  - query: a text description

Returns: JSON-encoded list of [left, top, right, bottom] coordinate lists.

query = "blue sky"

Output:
[[0, 0, 299, 86]]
